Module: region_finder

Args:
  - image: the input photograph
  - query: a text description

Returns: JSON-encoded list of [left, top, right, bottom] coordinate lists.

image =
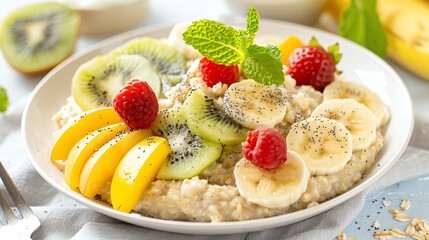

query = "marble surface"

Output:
[[0, 0, 428, 239]]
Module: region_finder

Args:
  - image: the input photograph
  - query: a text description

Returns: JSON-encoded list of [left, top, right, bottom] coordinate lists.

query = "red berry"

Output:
[[242, 127, 287, 170], [112, 79, 159, 129], [288, 46, 336, 91], [199, 57, 239, 87]]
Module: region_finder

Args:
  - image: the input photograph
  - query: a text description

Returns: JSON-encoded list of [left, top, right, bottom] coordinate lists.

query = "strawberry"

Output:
[[112, 79, 159, 129], [288, 38, 342, 91], [242, 127, 287, 170], [199, 57, 239, 87]]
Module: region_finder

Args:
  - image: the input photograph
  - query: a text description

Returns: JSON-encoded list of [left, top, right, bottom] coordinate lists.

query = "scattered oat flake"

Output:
[[374, 231, 394, 239], [382, 200, 391, 206], [337, 232, 347, 240], [406, 223, 416, 236], [394, 213, 412, 222], [348, 238, 357, 240], [389, 209, 402, 214], [390, 228, 406, 238], [411, 232, 425, 240], [374, 220, 381, 230], [400, 199, 411, 211]]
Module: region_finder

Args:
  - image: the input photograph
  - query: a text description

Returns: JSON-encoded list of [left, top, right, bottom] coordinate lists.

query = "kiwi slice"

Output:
[[109, 37, 186, 86], [183, 89, 248, 145], [0, 2, 79, 74], [71, 54, 161, 111], [151, 104, 222, 180]]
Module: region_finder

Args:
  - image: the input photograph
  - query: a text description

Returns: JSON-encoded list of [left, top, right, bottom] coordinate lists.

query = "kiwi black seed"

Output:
[[0, 2, 80, 74], [150, 104, 222, 180], [109, 37, 186, 89], [71, 54, 161, 111], [183, 89, 248, 145]]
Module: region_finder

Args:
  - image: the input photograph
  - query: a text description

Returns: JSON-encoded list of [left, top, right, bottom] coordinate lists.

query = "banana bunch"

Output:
[[326, 0, 429, 80]]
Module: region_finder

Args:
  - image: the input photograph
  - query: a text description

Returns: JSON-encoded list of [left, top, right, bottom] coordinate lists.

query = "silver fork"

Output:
[[0, 161, 40, 239]]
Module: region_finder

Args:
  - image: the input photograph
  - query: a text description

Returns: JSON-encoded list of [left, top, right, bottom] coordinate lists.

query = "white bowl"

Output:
[[22, 20, 413, 234], [227, 0, 326, 25], [58, 0, 149, 35]]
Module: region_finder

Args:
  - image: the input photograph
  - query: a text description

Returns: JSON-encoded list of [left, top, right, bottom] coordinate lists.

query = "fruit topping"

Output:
[[311, 99, 376, 151], [65, 123, 129, 191], [183, 89, 248, 145], [113, 79, 159, 129], [51, 107, 123, 162], [278, 35, 304, 66], [323, 80, 389, 128], [111, 136, 171, 213], [79, 128, 153, 199], [288, 38, 342, 91], [109, 37, 186, 87], [234, 150, 310, 208], [151, 103, 222, 179], [199, 57, 240, 87], [223, 79, 288, 129], [0, 2, 80, 74], [286, 117, 352, 175], [71, 55, 161, 111], [242, 127, 287, 170]]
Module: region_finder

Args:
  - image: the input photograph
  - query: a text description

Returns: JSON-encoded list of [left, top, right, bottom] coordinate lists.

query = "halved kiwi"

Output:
[[183, 89, 248, 145], [109, 37, 186, 86], [151, 104, 222, 180], [71, 54, 162, 111], [0, 2, 80, 74]]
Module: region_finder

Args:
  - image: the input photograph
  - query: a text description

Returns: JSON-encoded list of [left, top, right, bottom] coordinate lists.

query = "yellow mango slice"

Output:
[[64, 123, 129, 191], [111, 136, 171, 213], [278, 35, 304, 66], [79, 128, 152, 199], [51, 107, 123, 162]]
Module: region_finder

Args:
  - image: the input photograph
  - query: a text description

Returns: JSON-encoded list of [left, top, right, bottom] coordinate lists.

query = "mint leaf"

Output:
[[183, 20, 244, 65], [339, 0, 387, 58], [242, 45, 284, 85], [0, 86, 8, 113], [183, 7, 284, 86], [237, 7, 259, 54], [246, 7, 259, 38]]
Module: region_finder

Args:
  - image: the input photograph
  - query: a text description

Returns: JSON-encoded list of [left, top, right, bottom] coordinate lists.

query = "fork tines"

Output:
[[0, 161, 40, 239]]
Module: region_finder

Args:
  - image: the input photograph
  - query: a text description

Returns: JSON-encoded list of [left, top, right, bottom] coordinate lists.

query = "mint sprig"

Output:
[[183, 7, 284, 86], [338, 0, 387, 58], [0, 86, 8, 113]]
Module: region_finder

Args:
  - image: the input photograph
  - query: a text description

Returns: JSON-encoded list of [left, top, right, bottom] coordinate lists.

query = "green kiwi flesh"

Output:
[[0, 2, 79, 74], [71, 54, 161, 111], [109, 37, 186, 86], [184, 89, 248, 145], [151, 104, 222, 180]]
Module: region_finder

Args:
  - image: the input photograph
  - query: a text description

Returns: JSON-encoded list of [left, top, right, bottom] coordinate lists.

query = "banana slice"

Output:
[[167, 22, 202, 60], [234, 151, 310, 209], [311, 99, 376, 151], [286, 117, 352, 175], [223, 79, 288, 129], [323, 80, 388, 127]]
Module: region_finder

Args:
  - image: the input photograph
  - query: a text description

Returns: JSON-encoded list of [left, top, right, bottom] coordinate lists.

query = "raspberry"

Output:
[[199, 57, 239, 87], [112, 79, 159, 129], [288, 45, 336, 91], [242, 127, 287, 170]]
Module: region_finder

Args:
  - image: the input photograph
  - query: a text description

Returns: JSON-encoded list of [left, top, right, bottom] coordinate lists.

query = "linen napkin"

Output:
[[1, 97, 428, 240]]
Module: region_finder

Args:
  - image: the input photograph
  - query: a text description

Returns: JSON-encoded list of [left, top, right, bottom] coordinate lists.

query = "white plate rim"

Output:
[[21, 19, 414, 235]]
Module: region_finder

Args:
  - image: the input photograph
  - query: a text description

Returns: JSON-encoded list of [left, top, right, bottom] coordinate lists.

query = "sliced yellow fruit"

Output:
[[64, 123, 129, 191], [111, 136, 171, 213], [278, 35, 304, 66], [51, 107, 123, 162], [79, 128, 152, 199]]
